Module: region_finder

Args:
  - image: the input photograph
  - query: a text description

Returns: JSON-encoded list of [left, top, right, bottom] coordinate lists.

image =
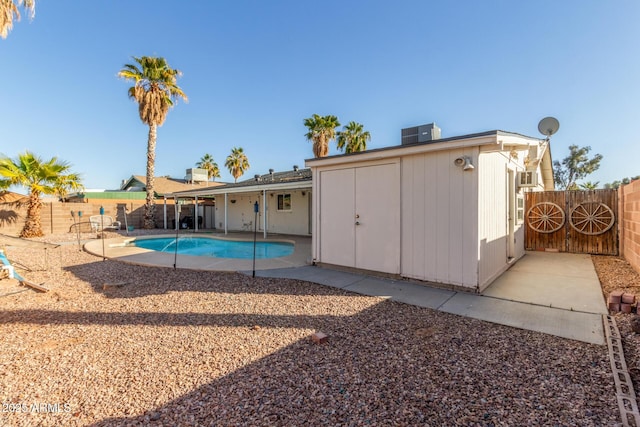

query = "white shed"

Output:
[[306, 130, 554, 292]]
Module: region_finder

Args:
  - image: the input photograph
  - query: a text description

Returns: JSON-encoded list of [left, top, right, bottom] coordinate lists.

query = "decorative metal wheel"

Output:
[[569, 202, 615, 235], [526, 202, 565, 233]]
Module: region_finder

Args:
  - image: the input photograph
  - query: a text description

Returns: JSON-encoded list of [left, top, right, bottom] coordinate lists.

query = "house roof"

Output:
[[122, 175, 226, 195], [168, 168, 312, 198], [0, 191, 27, 204]]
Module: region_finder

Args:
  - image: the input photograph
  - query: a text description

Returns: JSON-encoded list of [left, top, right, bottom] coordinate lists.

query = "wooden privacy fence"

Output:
[[525, 189, 618, 255]]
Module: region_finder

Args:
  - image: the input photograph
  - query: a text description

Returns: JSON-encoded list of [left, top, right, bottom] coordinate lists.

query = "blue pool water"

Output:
[[130, 237, 294, 259]]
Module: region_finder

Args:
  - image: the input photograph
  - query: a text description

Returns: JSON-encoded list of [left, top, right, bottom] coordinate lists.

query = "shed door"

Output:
[[319, 163, 400, 274], [319, 168, 356, 267], [355, 164, 400, 274]]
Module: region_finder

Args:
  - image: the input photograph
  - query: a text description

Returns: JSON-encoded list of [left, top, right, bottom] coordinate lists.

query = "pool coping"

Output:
[[83, 233, 312, 272]]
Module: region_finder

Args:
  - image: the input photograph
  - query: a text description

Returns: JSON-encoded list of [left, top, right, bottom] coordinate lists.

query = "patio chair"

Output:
[[89, 215, 122, 232]]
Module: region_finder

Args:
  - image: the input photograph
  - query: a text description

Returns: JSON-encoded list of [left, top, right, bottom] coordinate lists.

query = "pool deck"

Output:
[[83, 232, 312, 272]]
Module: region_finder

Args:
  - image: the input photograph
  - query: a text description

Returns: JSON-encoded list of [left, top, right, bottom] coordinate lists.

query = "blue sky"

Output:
[[1, 1, 638, 190]]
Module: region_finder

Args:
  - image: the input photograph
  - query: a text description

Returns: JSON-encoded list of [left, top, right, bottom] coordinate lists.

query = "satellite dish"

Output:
[[538, 117, 560, 137]]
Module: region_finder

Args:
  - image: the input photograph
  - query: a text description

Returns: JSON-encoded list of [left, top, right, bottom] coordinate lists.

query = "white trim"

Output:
[[263, 190, 267, 239]]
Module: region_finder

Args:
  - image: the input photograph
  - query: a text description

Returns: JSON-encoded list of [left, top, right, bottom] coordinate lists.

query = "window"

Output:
[[516, 195, 525, 224], [277, 194, 291, 211]]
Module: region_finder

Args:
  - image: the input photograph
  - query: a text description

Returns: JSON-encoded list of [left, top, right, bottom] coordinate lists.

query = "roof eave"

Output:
[[167, 179, 312, 198]]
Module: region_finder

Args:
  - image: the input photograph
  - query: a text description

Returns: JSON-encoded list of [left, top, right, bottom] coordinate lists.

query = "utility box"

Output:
[[186, 168, 208, 182], [401, 123, 441, 145]]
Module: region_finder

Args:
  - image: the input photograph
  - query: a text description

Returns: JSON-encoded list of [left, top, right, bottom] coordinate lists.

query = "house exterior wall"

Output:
[[215, 191, 310, 235], [401, 148, 479, 288], [266, 190, 310, 235], [216, 193, 262, 231]]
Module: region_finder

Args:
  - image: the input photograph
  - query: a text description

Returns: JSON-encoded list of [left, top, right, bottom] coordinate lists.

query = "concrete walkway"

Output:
[[248, 251, 608, 345]]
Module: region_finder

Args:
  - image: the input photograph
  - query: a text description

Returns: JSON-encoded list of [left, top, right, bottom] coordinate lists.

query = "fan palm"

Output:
[[1, 0, 35, 39], [225, 147, 249, 183], [196, 153, 221, 181], [304, 114, 340, 158], [118, 56, 188, 229], [579, 181, 599, 190], [337, 121, 371, 154], [0, 151, 83, 237]]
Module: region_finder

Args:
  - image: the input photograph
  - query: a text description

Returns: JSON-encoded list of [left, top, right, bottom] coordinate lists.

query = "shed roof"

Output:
[[306, 130, 542, 165], [305, 129, 554, 190]]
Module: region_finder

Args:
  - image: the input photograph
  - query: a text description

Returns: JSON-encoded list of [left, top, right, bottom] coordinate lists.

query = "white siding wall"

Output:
[[401, 148, 479, 289], [477, 150, 528, 289]]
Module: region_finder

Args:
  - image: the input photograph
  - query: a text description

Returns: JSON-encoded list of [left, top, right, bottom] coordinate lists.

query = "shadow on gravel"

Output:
[[79, 300, 615, 427], [63, 259, 343, 299], [0, 283, 618, 425]]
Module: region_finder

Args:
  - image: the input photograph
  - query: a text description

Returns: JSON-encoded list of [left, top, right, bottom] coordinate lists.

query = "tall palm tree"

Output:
[[337, 121, 371, 154], [196, 153, 221, 181], [118, 56, 188, 229], [304, 114, 340, 158], [225, 147, 249, 183], [0, 151, 83, 237], [1, 0, 35, 39]]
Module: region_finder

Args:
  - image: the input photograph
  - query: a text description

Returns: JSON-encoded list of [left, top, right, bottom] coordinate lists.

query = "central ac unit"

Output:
[[518, 171, 538, 187]]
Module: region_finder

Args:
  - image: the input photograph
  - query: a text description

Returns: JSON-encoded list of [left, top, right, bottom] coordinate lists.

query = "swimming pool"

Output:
[[129, 236, 295, 259]]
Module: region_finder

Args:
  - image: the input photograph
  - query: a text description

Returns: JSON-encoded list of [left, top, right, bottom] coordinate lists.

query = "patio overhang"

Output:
[[164, 177, 312, 237]]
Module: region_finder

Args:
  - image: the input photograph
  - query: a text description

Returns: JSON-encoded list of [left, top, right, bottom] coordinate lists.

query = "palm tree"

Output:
[[196, 154, 221, 181], [225, 147, 250, 183], [0, 151, 83, 237], [337, 121, 371, 154], [579, 181, 600, 190], [1, 0, 35, 39], [53, 172, 84, 201], [118, 56, 188, 229], [304, 114, 340, 158]]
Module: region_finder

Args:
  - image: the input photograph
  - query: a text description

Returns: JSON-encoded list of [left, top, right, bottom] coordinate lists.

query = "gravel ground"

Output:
[[592, 254, 640, 416], [0, 232, 625, 426]]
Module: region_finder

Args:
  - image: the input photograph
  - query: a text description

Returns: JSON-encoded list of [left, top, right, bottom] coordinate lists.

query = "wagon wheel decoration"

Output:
[[526, 202, 565, 233], [569, 202, 615, 235]]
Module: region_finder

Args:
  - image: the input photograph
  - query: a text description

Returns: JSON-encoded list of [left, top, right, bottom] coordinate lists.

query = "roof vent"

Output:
[[293, 165, 299, 171], [254, 174, 261, 181], [401, 123, 441, 145]]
